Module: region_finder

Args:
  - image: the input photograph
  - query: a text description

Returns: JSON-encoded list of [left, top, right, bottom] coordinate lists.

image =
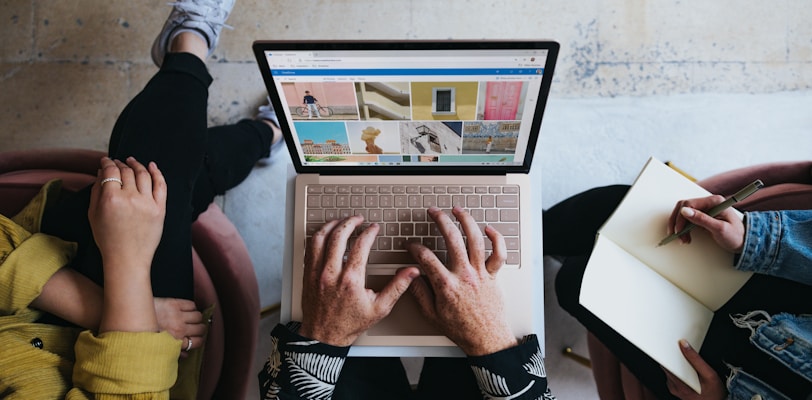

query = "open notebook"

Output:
[[580, 157, 753, 392], [253, 40, 559, 356]]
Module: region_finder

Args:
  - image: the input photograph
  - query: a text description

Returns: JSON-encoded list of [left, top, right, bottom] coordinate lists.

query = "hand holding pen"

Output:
[[659, 180, 763, 251]]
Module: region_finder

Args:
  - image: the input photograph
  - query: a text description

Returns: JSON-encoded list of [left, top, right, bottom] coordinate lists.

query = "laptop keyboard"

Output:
[[304, 183, 521, 267]]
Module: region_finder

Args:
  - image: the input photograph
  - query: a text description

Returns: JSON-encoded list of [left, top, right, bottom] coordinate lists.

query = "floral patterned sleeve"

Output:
[[259, 323, 555, 400], [259, 322, 349, 400]]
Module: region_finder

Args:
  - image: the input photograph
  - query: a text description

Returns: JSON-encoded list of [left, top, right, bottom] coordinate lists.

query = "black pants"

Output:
[[40, 53, 274, 300], [548, 185, 812, 398], [333, 357, 482, 400]]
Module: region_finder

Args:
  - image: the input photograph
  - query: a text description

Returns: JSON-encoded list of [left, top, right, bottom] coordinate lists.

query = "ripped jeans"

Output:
[[727, 312, 812, 400]]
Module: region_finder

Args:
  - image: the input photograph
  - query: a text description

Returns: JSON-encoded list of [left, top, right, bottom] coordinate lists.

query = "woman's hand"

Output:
[[154, 297, 207, 353], [664, 340, 726, 400], [89, 156, 167, 334], [666, 195, 745, 252], [88, 157, 167, 272]]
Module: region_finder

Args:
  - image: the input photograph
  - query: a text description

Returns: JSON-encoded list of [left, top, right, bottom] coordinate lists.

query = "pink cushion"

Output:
[[191, 203, 260, 400]]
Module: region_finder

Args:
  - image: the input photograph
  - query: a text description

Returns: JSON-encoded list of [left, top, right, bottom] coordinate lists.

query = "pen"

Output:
[[657, 179, 764, 247]]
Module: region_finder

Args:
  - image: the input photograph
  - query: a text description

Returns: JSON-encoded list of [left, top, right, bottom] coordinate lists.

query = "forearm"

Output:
[[99, 259, 159, 333], [30, 267, 102, 330], [260, 323, 350, 399]]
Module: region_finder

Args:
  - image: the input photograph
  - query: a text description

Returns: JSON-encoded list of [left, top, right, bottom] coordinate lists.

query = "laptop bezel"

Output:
[[252, 40, 559, 176]]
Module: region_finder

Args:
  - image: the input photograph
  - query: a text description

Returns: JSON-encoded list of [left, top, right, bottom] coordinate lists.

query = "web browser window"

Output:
[[262, 47, 551, 168]]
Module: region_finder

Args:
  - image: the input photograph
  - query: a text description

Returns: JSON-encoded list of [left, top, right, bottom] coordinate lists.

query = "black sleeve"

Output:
[[467, 334, 556, 399], [259, 322, 351, 400]]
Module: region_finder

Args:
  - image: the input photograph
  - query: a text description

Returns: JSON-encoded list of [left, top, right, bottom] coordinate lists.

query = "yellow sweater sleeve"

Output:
[[68, 330, 180, 399], [0, 219, 77, 314], [0, 179, 76, 314]]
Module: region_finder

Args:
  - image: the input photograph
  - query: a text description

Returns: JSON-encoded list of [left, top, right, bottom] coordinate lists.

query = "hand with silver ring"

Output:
[[184, 336, 193, 352], [89, 156, 167, 335]]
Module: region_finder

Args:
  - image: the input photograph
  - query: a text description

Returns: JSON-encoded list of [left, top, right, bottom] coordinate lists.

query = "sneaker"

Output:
[[255, 96, 279, 128], [255, 97, 283, 154], [151, 0, 236, 67]]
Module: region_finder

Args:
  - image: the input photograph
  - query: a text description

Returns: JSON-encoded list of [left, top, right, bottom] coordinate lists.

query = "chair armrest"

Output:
[[698, 161, 812, 196], [0, 148, 105, 175], [191, 203, 259, 400], [698, 161, 812, 211]]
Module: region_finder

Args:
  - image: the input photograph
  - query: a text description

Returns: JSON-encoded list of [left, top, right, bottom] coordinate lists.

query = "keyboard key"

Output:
[[385, 223, 399, 236], [496, 195, 519, 208], [398, 209, 411, 221], [500, 209, 519, 222], [307, 209, 324, 221], [489, 223, 520, 236], [412, 209, 426, 221], [307, 195, 320, 208]]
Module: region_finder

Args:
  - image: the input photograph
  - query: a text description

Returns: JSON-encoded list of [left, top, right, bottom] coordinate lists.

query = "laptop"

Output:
[[253, 40, 559, 356]]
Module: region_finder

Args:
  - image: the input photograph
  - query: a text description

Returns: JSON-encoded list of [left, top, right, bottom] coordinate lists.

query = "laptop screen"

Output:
[[253, 41, 559, 175]]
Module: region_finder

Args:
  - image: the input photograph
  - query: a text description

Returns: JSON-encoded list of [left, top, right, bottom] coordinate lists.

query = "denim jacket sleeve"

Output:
[[736, 210, 812, 286]]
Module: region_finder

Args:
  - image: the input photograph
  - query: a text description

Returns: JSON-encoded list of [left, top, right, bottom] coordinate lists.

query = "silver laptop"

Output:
[[253, 40, 559, 356]]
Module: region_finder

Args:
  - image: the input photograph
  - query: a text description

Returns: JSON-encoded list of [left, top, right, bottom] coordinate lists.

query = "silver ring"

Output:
[[184, 336, 193, 352], [100, 177, 123, 187]]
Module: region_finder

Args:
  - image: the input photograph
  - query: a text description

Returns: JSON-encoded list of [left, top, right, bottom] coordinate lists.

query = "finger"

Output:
[[666, 199, 687, 236], [185, 322, 208, 338], [405, 241, 450, 290], [171, 298, 198, 312], [322, 215, 363, 279], [113, 158, 136, 190], [453, 207, 485, 268], [678, 339, 718, 382], [99, 157, 123, 191], [427, 207, 466, 270], [185, 335, 205, 351], [148, 161, 167, 206], [674, 195, 726, 243], [680, 206, 737, 238], [304, 219, 340, 281], [183, 309, 204, 324], [374, 267, 420, 317], [484, 225, 506, 275], [343, 222, 379, 279], [126, 157, 153, 196], [408, 275, 438, 322]]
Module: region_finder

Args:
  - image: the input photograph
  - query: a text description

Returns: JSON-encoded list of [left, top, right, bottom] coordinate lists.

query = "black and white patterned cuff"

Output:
[[259, 322, 350, 400], [467, 335, 556, 399]]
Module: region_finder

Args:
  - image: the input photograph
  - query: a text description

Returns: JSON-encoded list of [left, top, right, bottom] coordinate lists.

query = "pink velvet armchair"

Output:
[[0, 148, 260, 400], [587, 160, 812, 399]]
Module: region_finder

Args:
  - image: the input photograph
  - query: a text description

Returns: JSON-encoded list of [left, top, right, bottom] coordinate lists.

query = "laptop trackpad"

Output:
[[366, 275, 442, 336]]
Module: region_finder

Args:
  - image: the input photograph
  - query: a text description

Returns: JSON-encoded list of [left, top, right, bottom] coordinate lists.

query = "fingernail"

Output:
[[679, 339, 691, 349], [680, 207, 695, 218]]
